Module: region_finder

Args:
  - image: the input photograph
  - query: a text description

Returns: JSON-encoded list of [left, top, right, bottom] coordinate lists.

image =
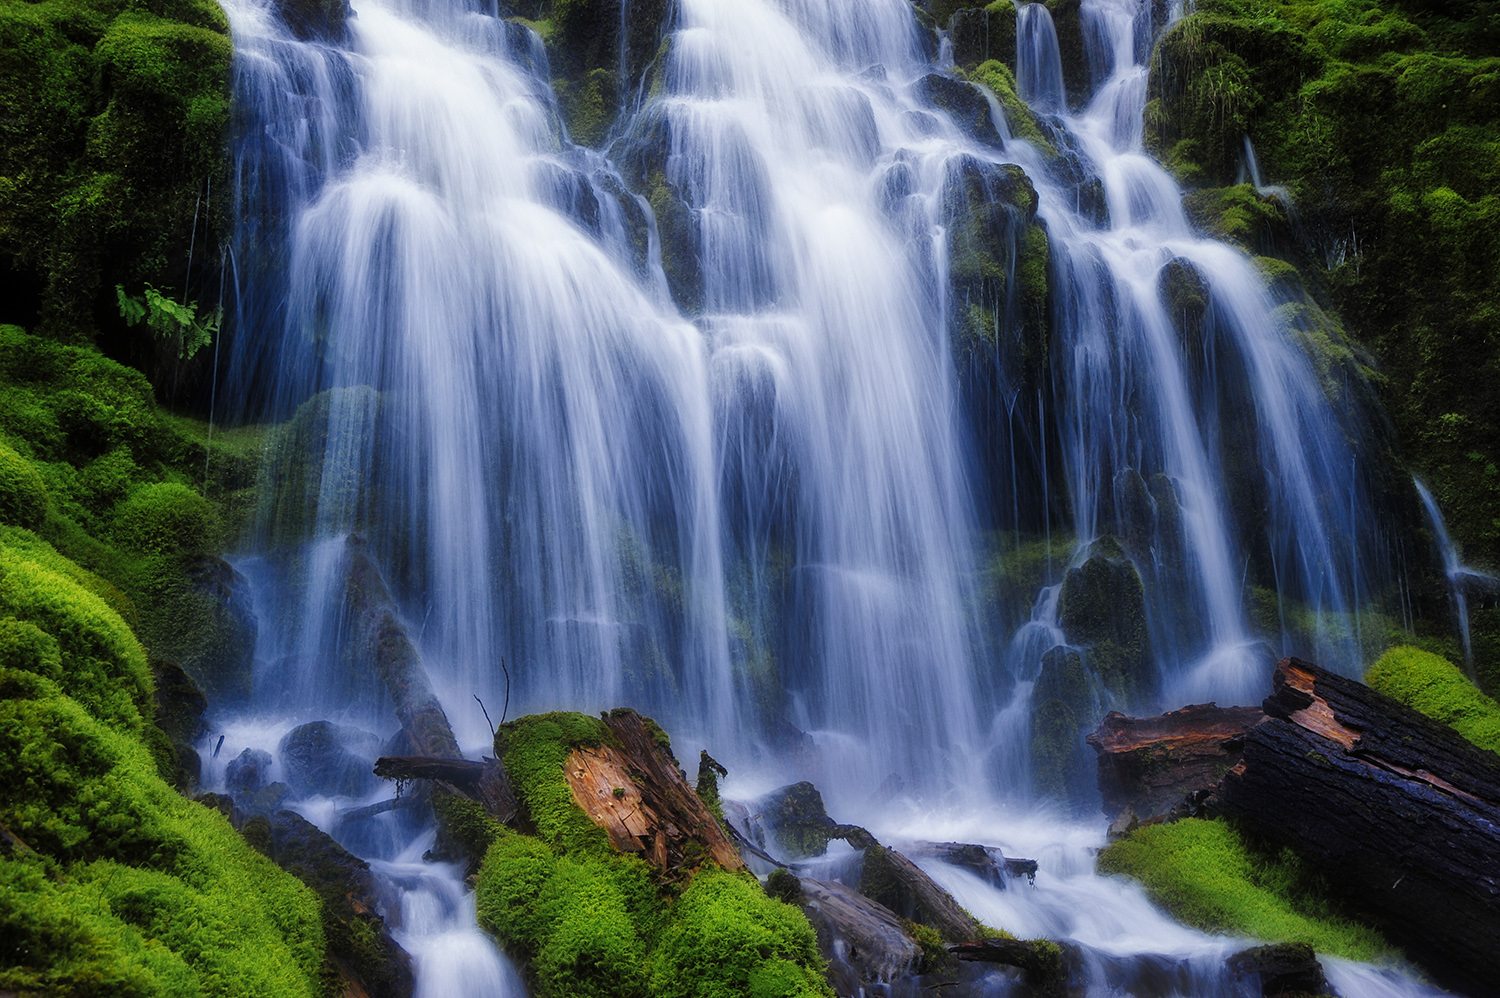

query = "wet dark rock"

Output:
[[916, 73, 1005, 149], [225, 747, 273, 795], [951, 937, 1074, 997], [798, 876, 922, 989], [1227, 942, 1332, 997], [749, 781, 838, 860], [278, 720, 382, 799], [238, 780, 294, 817], [275, 0, 352, 43], [1030, 644, 1097, 802], [180, 555, 258, 707], [152, 660, 207, 790], [1087, 703, 1263, 835], [950, 3, 1018, 68], [1057, 538, 1153, 704]]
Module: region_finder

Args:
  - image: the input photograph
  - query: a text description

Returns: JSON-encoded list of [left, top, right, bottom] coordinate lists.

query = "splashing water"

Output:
[[212, 0, 1433, 990]]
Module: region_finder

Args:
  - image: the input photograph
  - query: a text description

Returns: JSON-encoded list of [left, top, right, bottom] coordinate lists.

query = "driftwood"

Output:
[[1087, 703, 1262, 834], [1218, 658, 1500, 997], [859, 843, 980, 942], [558, 709, 744, 875], [371, 755, 517, 823], [908, 841, 1038, 887]]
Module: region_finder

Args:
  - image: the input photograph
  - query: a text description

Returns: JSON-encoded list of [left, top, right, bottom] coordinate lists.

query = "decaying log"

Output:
[[1087, 703, 1262, 834], [1219, 658, 1500, 998], [343, 537, 460, 760], [558, 708, 743, 875], [950, 938, 1073, 997], [908, 841, 1038, 887], [371, 755, 517, 823]]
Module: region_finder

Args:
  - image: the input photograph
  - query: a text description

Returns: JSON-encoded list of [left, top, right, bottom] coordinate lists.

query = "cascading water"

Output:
[[212, 0, 1437, 990]]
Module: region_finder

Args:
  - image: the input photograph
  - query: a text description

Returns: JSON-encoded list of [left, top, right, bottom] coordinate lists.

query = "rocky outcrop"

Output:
[[1087, 702, 1263, 834], [1226, 942, 1331, 998], [1057, 538, 1152, 703]]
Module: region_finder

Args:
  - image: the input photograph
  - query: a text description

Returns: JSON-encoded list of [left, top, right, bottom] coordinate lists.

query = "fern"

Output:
[[115, 284, 220, 360]]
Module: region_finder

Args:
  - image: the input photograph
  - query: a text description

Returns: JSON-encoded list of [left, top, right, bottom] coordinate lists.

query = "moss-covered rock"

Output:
[[1029, 644, 1096, 801], [112, 481, 219, 556], [1366, 645, 1500, 755], [1057, 539, 1153, 703], [0, 440, 49, 529]]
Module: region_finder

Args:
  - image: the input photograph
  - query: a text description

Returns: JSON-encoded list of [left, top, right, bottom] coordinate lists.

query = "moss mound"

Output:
[[476, 711, 833, 997], [0, 440, 49, 528], [1099, 817, 1391, 962], [1366, 645, 1500, 755], [112, 481, 219, 556]]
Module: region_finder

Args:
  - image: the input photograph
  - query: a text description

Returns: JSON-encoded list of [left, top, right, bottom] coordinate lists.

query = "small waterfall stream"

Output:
[[212, 0, 1437, 991]]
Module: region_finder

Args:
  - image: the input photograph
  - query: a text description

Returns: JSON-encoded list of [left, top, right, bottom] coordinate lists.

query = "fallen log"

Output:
[[371, 755, 517, 824], [1087, 703, 1262, 834], [859, 842, 980, 942], [342, 537, 460, 760], [950, 938, 1072, 996], [908, 841, 1038, 887], [796, 877, 922, 988], [1218, 658, 1500, 998]]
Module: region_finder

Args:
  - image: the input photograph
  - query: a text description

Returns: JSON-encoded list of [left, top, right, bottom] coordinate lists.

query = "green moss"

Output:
[[1366, 646, 1500, 755], [1099, 818, 1392, 962], [112, 481, 218, 556], [0, 674, 323, 995], [648, 871, 831, 998], [964, 60, 1058, 155], [0, 440, 49, 529], [499, 711, 615, 852], [0, 533, 152, 736]]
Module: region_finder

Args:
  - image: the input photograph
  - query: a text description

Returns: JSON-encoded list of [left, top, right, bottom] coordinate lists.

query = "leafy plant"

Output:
[[115, 285, 220, 360]]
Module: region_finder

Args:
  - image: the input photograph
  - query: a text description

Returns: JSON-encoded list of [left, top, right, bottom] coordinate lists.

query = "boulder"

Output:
[[748, 781, 838, 860], [916, 73, 1006, 149], [797, 877, 923, 989], [225, 747, 273, 795], [1226, 942, 1331, 997], [278, 720, 382, 799], [1057, 538, 1153, 704]]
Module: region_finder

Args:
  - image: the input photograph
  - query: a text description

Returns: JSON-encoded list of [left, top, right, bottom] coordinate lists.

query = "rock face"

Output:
[[796, 877, 923, 989], [1087, 703, 1263, 834], [916, 73, 1006, 149], [1057, 539, 1152, 703], [747, 781, 838, 859], [180, 555, 258, 707]]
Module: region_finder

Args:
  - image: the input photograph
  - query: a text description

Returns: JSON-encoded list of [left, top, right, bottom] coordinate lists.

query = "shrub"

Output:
[[1366, 646, 1500, 755]]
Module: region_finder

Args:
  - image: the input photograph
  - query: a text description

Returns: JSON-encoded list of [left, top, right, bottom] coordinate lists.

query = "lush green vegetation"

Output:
[[1098, 817, 1394, 961], [475, 711, 832, 998], [1142, 0, 1500, 569], [0, 0, 231, 336], [1367, 645, 1500, 754]]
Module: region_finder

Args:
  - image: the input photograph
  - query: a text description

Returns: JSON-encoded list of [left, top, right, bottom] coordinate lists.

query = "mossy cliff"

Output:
[[0, 325, 321, 994], [473, 711, 834, 998], [1139, 0, 1500, 570], [0, 0, 230, 342]]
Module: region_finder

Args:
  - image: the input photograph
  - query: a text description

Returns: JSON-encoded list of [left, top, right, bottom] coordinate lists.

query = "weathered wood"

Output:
[[557, 708, 743, 875], [907, 841, 1038, 888], [1087, 703, 1262, 834], [371, 754, 517, 824], [1218, 657, 1500, 998], [950, 938, 1072, 996]]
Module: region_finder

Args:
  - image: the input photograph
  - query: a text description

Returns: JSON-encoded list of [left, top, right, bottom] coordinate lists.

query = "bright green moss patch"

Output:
[[112, 481, 219, 556], [0, 681, 323, 996], [1099, 818, 1391, 962], [0, 440, 49, 528], [479, 711, 832, 996], [1366, 646, 1500, 755], [964, 60, 1057, 155]]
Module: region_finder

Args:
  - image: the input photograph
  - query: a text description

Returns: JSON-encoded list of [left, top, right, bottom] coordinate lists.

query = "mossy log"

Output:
[[341, 536, 460, 760], [1087, 703, 1263, 834], [371, 755, 517, 825], [949, 937, 1072, 996], [1218, 658, 1500, 997], [566, 708, 744, 874], [858, 843, 980, 942]]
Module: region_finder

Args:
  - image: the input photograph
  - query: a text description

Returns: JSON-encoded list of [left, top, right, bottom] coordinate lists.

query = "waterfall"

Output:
[[1414, 478, 1498, 673], [213, 0, 1427, 990]]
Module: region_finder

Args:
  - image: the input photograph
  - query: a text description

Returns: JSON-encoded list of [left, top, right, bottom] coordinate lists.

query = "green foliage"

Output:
[[0, 440, 49, 528], [1099, 818, 1392, 961], [116, 284, 220, 360], [963, 60, 1057, 154], [1146, 0, 1500, 567], [0, 0, 230, 334], [112, 481, 218, 556], [1366, 645, 1500, 755]]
